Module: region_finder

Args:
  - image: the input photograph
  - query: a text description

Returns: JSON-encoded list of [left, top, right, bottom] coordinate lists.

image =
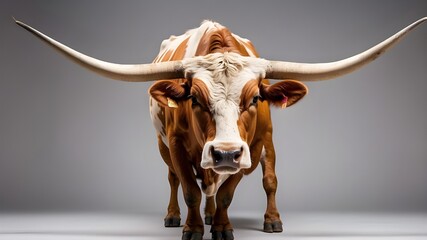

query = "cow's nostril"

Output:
[[211, 146, 222, 163], [233, 147, 243, 161]]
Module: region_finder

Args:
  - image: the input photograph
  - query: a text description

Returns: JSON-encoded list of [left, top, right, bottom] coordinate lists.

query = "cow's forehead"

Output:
[[184, 52, 269, 109]]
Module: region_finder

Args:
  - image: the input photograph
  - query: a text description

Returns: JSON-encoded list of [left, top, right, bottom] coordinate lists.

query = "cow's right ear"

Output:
[[149, 80, 190, 108]]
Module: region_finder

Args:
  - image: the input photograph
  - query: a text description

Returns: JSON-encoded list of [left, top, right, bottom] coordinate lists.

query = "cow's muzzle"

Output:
[[201, 141, 251, 174]]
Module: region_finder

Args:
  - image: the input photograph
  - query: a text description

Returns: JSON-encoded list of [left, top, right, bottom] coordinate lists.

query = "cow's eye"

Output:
[[251, 95, 260, 105], [191, 96, 199, 106]]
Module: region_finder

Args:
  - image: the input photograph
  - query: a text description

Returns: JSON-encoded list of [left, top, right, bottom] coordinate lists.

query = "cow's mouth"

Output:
[[212, 166, 240, 174]]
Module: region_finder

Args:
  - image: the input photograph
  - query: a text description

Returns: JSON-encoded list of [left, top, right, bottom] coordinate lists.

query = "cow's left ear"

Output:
[[149, 80, 190, 108], [260, 80, 308, 108]]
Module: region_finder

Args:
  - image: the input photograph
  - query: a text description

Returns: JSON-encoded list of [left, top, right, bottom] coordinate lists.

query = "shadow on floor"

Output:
[[2, 214, 427, 238]]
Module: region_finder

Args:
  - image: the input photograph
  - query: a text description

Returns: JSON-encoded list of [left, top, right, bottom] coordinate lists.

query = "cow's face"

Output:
[[149, 53, 307, 175]]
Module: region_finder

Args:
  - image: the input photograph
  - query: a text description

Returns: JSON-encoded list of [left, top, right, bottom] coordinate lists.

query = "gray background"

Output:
[[1, 0, 426, 214]]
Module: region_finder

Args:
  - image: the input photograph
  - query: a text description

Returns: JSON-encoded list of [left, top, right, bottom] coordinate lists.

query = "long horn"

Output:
[[266, 17, 427, 81], [15, 19, 184, 82]]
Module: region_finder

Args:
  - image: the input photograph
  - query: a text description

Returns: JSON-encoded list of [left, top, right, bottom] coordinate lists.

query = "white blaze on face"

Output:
[[202, 97, 252, 172], [184, 52, 269, 174]]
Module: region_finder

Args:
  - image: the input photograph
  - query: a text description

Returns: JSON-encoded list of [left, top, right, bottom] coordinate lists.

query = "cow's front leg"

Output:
[[261, 132, 283, 233], [211, 172, 243, 240], [169, 137, 204, 240], [165, 168, 181, 227], [204, 196, 215, 225], [180, 174, 204, 240]]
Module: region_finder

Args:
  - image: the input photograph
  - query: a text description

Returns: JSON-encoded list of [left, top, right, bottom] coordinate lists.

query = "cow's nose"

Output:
[[210, 146, 243, 168]]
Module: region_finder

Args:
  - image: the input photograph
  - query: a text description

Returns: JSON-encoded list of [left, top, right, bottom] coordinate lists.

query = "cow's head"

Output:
[[149, 53, 307, 174]]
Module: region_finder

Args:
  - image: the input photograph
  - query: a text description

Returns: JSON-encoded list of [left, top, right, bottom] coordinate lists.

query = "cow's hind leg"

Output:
[[157, 136, 181, 227], [261, 133, 283, 233], [211, 172, 243, 240]]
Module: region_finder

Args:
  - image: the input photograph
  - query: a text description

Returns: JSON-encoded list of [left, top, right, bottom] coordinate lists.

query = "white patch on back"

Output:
[[154, 20, 225, 63], [232, 33, 257, 57], [185, 21, 225, 58]]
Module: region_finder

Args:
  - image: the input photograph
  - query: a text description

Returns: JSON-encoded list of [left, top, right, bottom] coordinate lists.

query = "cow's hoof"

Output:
[[263, 221, 283, 233], [164, 217, 181, 227], [205, 215, 213, 225], [212, 230, 234, 240], [182, 231, 202, 240]]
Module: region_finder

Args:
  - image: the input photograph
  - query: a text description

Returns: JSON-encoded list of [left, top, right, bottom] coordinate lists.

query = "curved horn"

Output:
[[15, 19, 184, 82], [266, 17, 427, 81]]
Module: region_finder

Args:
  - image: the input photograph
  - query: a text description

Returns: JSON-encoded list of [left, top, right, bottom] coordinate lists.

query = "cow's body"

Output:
[[149, 21, 284, 239]]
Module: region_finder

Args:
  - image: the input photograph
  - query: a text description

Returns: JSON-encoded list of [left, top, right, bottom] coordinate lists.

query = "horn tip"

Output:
[[12, 16, 24, 26]]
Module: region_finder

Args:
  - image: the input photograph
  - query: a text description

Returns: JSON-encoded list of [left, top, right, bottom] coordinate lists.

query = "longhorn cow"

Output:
[[16, 17, 426, 240]]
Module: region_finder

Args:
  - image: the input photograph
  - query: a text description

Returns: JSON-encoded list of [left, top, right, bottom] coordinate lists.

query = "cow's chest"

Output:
[[202, 174, 231, 197]]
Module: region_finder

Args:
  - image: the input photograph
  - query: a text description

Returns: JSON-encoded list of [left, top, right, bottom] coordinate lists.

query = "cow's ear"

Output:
[[149, 80, 190, 108], [260, 80, 308, 108]]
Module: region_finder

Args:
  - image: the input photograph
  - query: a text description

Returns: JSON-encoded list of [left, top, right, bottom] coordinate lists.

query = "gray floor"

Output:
[[1, 212, 427, 240]]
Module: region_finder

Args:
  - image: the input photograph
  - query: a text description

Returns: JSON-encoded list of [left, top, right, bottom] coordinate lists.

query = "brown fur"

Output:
[[196, 28, 251, 56]]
